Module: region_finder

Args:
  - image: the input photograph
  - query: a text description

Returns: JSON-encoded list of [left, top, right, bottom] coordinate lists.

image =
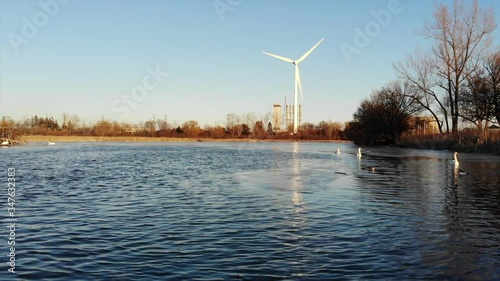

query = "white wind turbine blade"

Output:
[[296, 66, 303, 99], [262, 52, 294, 64], [296, 38, 324, 64]]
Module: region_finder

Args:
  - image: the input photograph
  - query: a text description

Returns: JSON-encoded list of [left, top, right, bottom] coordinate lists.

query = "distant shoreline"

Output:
[[20, 135, 351, 143]]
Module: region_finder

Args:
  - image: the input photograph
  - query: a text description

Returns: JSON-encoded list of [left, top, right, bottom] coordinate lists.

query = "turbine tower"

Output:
[[263, 38, 324, 134]]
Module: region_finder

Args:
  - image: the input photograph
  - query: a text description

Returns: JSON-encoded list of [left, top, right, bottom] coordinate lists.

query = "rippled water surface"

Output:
[[2, 142, 500, 280]]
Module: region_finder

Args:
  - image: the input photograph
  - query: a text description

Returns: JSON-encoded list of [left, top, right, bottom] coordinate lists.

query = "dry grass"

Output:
[[20, 135, 350, 143], [399, 129, 500, 155], [20, 135, 246, 143]]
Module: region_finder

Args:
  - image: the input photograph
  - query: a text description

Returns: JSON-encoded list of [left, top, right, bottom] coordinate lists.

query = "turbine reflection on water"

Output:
[[3, 142, 499, 280]]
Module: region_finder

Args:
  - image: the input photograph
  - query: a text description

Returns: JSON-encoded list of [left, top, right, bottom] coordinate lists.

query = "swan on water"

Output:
[[335, 147, 340, 154], [357, 147, 362, 158], [1, 140, 8, 146], [459, 169, 468, 176], [48, 142, 55, 145], [450, 152, 459, 168]]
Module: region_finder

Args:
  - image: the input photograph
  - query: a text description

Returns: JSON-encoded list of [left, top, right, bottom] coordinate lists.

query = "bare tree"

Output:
[[70, 114, 80, 127], [244, 112, 257, 131], [259, 112, 273, 129], [317, 121, 343, 139], [182, 120, 201, 137], [61, 112, 70, 129], [93, 120, 113, 136], [232, 124, 243, 137], [350, 80, 422, 144], [420, 0, 496, 134], [394, 50, 448, 133], [144, 120, 156, 136], [459, 73, 495, 130], [226, 113, 241, 130], [121, 122, 134, 134], [253, 121, 265, 138], [156, 119, 168, 131], [484, 50, 500, 123], [112, 121, 123, 136]]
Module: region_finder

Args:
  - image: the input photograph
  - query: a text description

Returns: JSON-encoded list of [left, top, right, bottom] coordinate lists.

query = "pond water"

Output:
[[1, 142, 499, 280]]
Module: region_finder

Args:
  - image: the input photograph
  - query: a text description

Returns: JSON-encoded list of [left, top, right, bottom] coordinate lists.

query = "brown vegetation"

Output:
[[399, 128, 500, 155], [1, 113, 347, 143], [345, 0, 500, 154], [345, 81, 421, 145], [394, 0, 496, 134], [19, 135, 349, 143]]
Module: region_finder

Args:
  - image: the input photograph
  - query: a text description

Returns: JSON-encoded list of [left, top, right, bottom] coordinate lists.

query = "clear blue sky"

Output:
[[1, 0, 499, 127]]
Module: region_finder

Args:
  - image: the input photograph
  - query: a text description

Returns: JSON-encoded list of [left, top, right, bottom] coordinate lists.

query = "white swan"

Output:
[[357, 147, 362, 158], [48, 142, 55, 145], [1, 140, 8, 146], [335, 147, 340, 154], [450, 152, 459, 168]]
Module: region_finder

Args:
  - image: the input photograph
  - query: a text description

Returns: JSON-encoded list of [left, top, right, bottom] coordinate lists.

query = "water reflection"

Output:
[[353, 149, 500, 280], [292, 192, 302, 207], [291, 142, 302, 186], [290, 142, 305, 229], [2, 142, 499, 280]]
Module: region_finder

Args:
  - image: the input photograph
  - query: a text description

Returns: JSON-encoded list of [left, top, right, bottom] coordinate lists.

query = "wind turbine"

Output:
[[263, 38, 324, 134]]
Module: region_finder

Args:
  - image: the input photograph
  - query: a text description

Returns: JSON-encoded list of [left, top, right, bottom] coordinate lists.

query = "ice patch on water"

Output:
[[235, 159, 345, 193]]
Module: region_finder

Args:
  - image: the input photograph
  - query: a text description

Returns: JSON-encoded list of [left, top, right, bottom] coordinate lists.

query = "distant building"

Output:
[[274, 97, 302, 132], [489, 124, 500, 130], [285, 104, 302, 131], [409, 116, 440, 135], [273, 103, 282, 131]]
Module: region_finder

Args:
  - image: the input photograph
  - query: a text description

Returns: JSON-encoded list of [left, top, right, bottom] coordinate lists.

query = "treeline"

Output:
[[346, 0, 500, 148], [0, 115, 345, 141], [344, 81, 421, 145]]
